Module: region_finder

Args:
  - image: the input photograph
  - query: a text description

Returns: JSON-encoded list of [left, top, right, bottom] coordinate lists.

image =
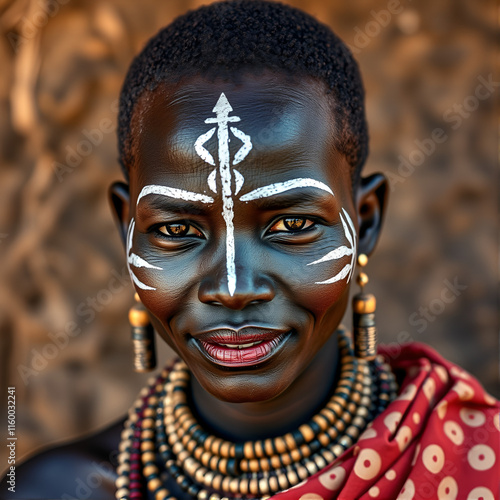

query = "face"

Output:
[[115, 73, 374, 403]]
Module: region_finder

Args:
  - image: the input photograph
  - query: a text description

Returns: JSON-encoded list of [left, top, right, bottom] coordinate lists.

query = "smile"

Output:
[[193, 327, 291, 367]]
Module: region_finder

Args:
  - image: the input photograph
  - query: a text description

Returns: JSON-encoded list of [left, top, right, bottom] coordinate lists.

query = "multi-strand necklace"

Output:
[[115, 330, 397, 500]]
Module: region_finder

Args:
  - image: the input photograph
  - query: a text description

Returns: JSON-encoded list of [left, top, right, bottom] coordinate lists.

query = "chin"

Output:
[[197, 368, 292, 404]]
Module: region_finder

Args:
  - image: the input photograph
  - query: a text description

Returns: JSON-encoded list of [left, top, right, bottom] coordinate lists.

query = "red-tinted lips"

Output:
[[194, 327, 290, 367]]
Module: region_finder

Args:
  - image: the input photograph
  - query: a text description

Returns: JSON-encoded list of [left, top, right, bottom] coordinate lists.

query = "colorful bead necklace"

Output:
[[116, 330, 397, 500]]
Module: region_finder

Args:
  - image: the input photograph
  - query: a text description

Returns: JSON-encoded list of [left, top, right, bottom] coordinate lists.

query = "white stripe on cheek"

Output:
[[130, 271, 156, 291], [343, 207, 356, 237], [339, 213, 353, 247], [129, 253, 162, 270], [310, 208, 357, 285], [239, 178, 334, 201], [342, 208, 357, 281], [307, 245, 353, 266], [126, 218, 157, 291], [315, 263, 352, 285]]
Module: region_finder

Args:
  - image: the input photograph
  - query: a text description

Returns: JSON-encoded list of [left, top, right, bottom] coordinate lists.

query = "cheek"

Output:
[[299, 277, 351, 352], [296, 278, 351, 319], [131, 227, 206, 298], [137, 276, 195, 357], [133, 259, 200, 324], [272, 244, 352, 314]]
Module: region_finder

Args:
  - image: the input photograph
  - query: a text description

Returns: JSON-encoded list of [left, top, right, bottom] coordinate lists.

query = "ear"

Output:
[[356, 173, 388, 257], [108, 181, 130, 246]]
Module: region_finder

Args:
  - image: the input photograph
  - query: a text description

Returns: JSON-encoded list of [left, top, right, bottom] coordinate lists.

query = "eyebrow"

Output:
[[239, 178, 334, 202], [241, 188, 336, 212], [136, 194, 213, 216], [137, 185, 214, 206]]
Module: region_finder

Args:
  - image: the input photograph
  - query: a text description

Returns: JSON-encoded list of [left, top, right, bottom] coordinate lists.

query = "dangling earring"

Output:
[[128, 293, 156, 372], [352, 254, 377, 360]]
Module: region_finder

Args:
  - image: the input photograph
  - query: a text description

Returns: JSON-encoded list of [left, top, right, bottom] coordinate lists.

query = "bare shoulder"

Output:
[[1, 418, 124, 500]]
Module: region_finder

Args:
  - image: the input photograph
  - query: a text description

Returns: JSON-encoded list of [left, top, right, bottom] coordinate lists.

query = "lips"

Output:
[[193, 327, 290, 367]]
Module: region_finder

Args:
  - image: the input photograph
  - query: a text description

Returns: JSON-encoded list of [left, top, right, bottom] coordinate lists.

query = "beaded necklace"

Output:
[[116, 330, 397, 500]]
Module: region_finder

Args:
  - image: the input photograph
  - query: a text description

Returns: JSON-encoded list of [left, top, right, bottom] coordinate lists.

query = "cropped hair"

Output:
[[118, 0, 369, 187]]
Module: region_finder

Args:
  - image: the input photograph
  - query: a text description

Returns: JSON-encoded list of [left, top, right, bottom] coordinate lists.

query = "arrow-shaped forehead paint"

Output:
[[134, 93, 339, 298], [192, 93, 254, 297], [240, 178, 334, 202]]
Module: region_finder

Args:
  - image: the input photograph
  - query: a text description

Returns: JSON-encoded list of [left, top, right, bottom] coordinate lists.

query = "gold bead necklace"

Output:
[[116, 330, 397, 500]]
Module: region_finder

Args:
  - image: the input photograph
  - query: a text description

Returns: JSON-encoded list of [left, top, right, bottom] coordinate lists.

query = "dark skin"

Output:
[[2, 71, 387, 499]]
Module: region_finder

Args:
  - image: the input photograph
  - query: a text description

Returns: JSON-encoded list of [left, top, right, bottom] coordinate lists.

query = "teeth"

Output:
[[220, 341, 261, 349]]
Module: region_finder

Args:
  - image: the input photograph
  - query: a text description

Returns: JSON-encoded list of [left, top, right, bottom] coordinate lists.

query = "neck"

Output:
[[189, 332, 340, 441]]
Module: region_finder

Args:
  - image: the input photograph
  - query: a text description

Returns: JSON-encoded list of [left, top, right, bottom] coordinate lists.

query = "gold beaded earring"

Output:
[[352, 254, 377, 360], [128, 293, 156, 372]]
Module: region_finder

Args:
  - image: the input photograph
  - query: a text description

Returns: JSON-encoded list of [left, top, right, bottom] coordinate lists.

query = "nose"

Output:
[[198, 260, 276, 310]]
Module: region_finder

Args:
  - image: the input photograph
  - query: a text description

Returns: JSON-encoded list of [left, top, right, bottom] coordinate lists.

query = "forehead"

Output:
[[131, 73, 345, 189]]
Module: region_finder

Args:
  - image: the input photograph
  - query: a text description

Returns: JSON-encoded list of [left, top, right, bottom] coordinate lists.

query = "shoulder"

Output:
[[1, 418, 124, 500]]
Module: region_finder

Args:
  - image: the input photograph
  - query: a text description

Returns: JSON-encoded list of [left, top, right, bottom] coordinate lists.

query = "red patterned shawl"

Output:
[[273, 343, 500, 500]]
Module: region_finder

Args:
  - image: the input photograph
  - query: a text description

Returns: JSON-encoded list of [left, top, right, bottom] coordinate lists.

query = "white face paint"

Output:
[[135, 93, 253, 296], [137, 185, 214, 205], [194, 127, 216, 166], [194, 93, 253, 296], [307, 208, 357, 285], [134, 93, 356, 294], [240, 178, 333, 201], [126, 218, 162, 291], [240, 177, 356, 285]]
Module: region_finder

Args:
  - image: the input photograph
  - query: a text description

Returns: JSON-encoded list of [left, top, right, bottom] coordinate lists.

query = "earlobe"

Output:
[[108, 181, 131, 246], [356, 173, 388, 256]]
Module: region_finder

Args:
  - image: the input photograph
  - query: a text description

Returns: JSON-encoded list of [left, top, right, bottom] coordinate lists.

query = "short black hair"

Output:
[[118, 0, 368, 188]]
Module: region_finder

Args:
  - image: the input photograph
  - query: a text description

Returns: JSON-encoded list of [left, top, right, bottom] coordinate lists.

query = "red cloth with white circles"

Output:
[[272, 343, 500, 500]]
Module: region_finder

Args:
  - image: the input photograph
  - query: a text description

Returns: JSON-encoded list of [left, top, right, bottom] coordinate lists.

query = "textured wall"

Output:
[[0, 0, 498, 470]]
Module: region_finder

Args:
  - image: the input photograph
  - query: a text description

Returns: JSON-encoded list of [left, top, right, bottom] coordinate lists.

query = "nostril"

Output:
[[204, 299, 223, 306], [198, 275, 275, 309], [205, 298, 263, 307]]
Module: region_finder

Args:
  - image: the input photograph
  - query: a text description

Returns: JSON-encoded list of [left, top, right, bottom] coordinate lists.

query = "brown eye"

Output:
[[269, 217, 315, 233], [284, 218, 306, 231], [158, 222, 202, 237], [165, 223, 188, 236]]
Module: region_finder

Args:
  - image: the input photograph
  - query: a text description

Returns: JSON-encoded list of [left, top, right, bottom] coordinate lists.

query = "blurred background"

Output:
[[0, 0, 498, 472]]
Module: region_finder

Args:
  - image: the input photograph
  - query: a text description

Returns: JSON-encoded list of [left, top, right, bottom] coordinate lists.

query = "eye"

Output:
[[157, 222, 203, 238], [268, 217, 315, 233]]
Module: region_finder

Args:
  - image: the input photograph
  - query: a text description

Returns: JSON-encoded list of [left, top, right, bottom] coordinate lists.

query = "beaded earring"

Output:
[[128, 293, 156, 372], [352, 254, 377, 360]]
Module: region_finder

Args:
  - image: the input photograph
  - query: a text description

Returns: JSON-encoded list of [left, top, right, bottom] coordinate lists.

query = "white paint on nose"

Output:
[[195, 93, 254, 297]]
